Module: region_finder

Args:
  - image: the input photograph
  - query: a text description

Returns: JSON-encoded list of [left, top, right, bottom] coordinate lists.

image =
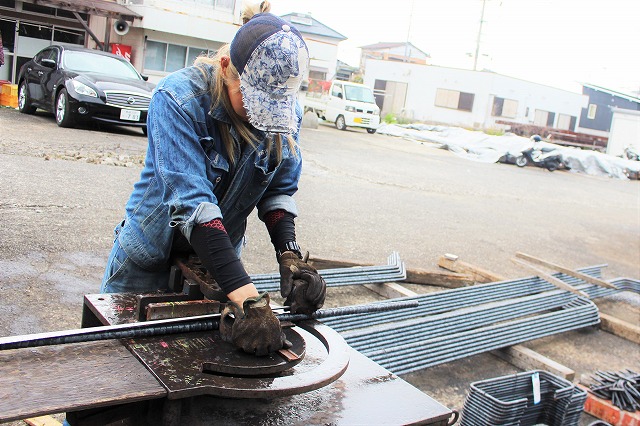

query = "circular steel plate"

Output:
[[200, 327, 305, 376]]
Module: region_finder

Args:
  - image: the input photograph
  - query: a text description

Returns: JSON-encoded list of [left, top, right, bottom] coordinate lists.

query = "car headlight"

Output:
[[373, 109, 380, 116], [345, 106, 356, 112], [71, 80, 97, 98]]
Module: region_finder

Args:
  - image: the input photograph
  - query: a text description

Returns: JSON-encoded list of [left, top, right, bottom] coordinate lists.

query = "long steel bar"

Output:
[[0, 300, 418, 350]]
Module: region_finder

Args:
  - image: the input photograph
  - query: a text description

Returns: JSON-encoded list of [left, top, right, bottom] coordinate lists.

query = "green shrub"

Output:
[[383, 113, 397, 124], [484, 127, 505, 136]]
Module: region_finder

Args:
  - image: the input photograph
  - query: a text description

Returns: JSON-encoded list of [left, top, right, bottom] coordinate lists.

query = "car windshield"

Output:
[[62, 51, 141, 80], [344, 85, 375, 103]]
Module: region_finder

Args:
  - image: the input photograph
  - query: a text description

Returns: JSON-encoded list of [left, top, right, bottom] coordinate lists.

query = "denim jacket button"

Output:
[[215, 176, 222, 183], [261, 180, 268, 185]]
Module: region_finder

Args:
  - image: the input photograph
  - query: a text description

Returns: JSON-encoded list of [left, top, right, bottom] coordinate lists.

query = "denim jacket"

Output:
[[116, 64, 302, 272]]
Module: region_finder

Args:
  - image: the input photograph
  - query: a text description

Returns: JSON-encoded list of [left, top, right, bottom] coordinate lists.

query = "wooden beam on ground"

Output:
[[403, 268, 473, 288], [515, 252, 619, 290], [308, 256, 474, 288], [511, 258, 590, 298], [24, 416, 62, 426], [491, 346, 575, 381], [437, 253, 506, 283], [364, 282, 418, 299], [599, 312, 640, 344]]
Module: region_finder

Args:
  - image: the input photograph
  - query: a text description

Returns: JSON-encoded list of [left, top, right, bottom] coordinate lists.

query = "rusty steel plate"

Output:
[[126, 322, 349, 399], [198, 328, 305, 376]]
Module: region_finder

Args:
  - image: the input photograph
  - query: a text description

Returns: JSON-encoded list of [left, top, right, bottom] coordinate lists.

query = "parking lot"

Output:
[[0, 106, 638, 424]]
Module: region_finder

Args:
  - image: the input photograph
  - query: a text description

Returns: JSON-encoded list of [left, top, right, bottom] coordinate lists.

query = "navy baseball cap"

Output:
[[230, 13, 309, 134]]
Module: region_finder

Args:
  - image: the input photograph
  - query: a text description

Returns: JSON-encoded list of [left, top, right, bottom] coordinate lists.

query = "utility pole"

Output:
[[473, 0, 487, 71], [404, 0, 415, 62]]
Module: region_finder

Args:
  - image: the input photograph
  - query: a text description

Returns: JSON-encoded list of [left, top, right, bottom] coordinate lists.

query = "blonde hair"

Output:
[[241, 1, 271, 24], [194, 43, 297, 164]]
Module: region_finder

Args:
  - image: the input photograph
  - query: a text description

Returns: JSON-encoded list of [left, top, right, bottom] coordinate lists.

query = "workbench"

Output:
[[0, 293, 455, 425]]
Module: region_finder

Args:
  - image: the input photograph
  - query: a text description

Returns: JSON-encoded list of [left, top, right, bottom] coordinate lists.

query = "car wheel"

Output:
[[366, 128, 376, 134], [142, 126, 148, 136], [18, 82, 37, 114], [515, 156, 528, 167], [335, 115, 347, 131], [55, 88, 75, 128]]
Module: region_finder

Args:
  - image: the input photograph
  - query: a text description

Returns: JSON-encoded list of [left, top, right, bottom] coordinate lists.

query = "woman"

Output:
[[101, 9, 326, 356]]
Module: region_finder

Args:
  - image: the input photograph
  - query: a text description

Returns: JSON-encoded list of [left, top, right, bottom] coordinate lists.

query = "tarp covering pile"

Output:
[[377, 123, 640, 180]]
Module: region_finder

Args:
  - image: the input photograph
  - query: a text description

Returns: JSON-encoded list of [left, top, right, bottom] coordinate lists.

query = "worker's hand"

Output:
[[278, 252, 326, 315], [219, 292, 290, 356]]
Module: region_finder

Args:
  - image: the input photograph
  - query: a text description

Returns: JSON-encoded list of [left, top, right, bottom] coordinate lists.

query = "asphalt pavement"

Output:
[[0, 107, 638, 424]]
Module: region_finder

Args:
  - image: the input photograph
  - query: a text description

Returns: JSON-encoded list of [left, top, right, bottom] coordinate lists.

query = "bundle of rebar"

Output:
[[252, 251, 406, 292], [460, 370, 587, 426], [320, 266, 613, 375], [584, 370, 640, 412]]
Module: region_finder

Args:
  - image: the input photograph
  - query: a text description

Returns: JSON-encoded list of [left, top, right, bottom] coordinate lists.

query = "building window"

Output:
[[214, 0, 235, 12], [492, 97, 518, 118], [435, 88, 474, 112], [145, 40, 216, 72], [587, 104, 597, 119]]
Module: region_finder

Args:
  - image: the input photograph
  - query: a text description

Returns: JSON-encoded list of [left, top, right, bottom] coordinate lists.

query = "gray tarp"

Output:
[[377, 123, 640, 180]]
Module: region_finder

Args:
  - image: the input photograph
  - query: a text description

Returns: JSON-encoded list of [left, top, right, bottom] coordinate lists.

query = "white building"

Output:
[[607, 108, 640, 157], [280, 13, 345, 82], [362, 58, 588, 132], [117, 0, 242, 84]]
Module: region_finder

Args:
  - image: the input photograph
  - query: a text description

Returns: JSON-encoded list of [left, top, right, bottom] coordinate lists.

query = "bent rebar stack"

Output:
[[459, 370, 587, 426]]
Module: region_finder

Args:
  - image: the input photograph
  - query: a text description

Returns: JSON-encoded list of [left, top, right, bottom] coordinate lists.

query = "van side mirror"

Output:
[[337, 93, 343, 99], [141, 74, 149, 81]]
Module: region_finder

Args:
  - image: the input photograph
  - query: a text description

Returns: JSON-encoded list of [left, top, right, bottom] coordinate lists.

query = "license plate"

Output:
[[120, 109, 141, 121], [354, 117, 362, 123]]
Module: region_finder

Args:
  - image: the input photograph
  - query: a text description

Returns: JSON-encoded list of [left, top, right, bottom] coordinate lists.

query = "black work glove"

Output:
[[219, 293, 290, 356], [278, 252, 327, 315]]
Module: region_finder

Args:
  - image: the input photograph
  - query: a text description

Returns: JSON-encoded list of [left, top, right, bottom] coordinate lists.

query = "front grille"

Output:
[[105, 91, 151, 110]]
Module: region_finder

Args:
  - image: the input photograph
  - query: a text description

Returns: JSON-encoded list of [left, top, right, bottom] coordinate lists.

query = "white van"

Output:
[[304, 80, 380, 134]]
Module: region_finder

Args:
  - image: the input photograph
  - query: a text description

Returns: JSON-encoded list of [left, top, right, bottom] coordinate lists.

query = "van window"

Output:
[[331, 84, 343, 98], [344, 85, 375, 103]]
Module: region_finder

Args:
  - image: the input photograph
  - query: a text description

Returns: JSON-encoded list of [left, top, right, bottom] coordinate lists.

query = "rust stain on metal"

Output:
[[277, 348, 300, 362]]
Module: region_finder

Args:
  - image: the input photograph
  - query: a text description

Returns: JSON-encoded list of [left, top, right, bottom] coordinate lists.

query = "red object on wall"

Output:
[[111, 44, 132, 62]]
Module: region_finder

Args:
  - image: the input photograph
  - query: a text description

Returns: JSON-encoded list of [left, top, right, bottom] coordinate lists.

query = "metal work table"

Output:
[[0, 293, 454, 425]]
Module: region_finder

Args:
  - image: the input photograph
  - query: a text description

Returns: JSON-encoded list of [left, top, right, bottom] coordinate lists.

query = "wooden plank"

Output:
[[437, 254, 506, 283], [24, 416, 62, 426], [511, 258, 590, 298], [600, 312, 640, 344], [515, 252, 619, 290], [0, 340, 166, 422], [403, 268, 473, 288], [491, 345, 575, 381], [363, 282, 418, 299], [308, 256, 474, 288]]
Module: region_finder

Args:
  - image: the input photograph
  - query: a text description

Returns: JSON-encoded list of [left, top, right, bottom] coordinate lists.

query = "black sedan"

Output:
[[17, 45, 155, 134]]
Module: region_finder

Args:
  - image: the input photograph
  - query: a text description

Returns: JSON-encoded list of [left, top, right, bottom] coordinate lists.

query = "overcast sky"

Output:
[[270, 0, 640, 95]]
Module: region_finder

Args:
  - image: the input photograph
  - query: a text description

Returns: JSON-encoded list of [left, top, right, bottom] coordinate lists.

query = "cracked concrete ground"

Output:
[[0, 107, 638, 425]]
